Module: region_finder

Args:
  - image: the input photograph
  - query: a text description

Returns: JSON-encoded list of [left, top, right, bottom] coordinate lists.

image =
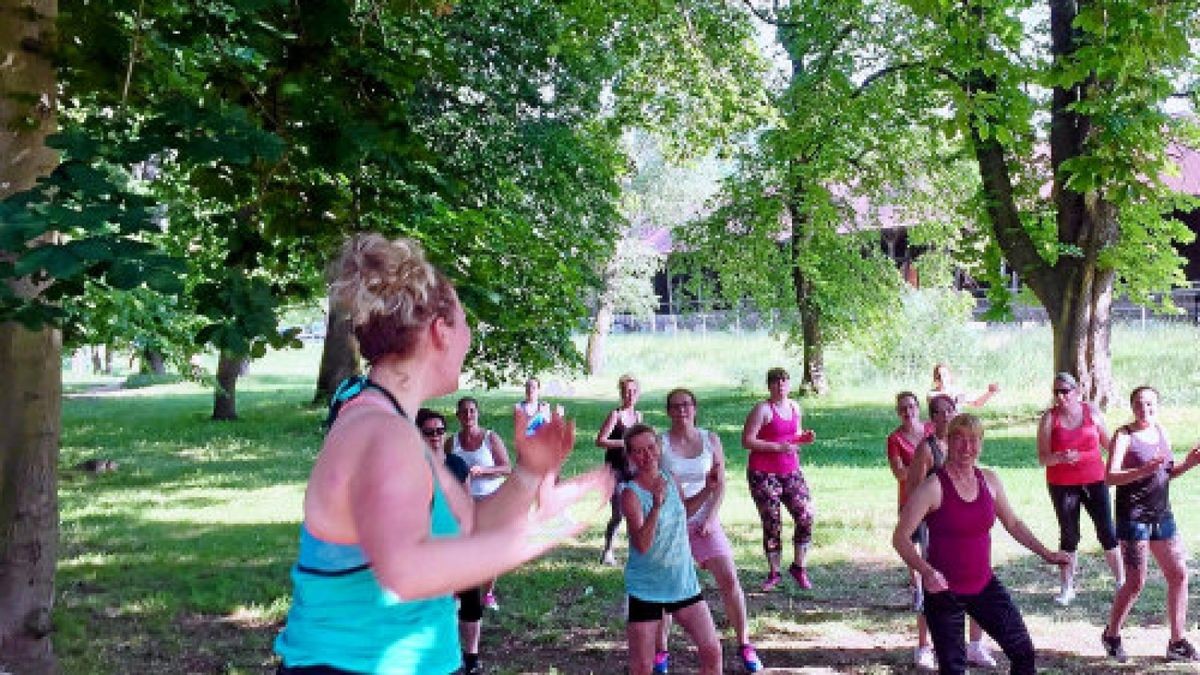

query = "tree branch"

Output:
[[852, 61, 961, 98], [739, 0, 806, 28]]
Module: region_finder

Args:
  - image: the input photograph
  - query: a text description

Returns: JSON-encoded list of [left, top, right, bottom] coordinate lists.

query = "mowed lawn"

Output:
[[56, 325, 1200, 673]]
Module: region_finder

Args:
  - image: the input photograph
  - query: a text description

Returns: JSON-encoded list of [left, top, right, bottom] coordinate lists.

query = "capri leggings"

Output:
[[747, 469, 813, 554], [1047, 480, 1118, 552]]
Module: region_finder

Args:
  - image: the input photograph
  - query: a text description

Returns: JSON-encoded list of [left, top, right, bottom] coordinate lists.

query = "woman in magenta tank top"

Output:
[[741, 367, 815, 591], [1035, 371, 1122, 606], [894, 413, 1068, 675]]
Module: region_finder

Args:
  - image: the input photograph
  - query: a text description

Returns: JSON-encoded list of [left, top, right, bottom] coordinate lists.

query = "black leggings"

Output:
[[1047, 480, 1118, 552], [457, 587, 483, 622], [924, 576, 1035, 674]]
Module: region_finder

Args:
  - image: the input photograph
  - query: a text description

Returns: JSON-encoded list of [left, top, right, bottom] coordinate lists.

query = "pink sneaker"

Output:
[[789, 563, 812, 589], [761, 571, 782, 591]]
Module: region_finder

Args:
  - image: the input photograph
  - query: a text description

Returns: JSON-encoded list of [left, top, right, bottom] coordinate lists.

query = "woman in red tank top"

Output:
[[1035, 372, 1122, 606], [894, 413, 1068, 675]]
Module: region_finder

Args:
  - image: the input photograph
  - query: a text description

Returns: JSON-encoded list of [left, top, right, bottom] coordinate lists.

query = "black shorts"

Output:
[[627, 592, 704, 623]]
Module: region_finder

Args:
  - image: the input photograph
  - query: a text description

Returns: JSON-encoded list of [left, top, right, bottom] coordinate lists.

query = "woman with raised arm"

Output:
[[448, 396, 511, 610], [927, 363, 999, 409], [894, 413, 1068, 675], [1036, 371, 1123, 606], [595, 374, 643, 565], [741, 367, 815, 591], [515, 376, 552, 433], [656, 388, 763, 673], [1100, 386, 1200, 664], [621, 423, 723, 675], [274, 233, 608, 675]]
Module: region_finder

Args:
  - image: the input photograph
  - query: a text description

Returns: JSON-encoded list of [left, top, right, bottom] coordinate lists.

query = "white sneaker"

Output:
[[966, 641, 997, 668], [1054, 587, 1076, 607], [914, 646, 937, 671]]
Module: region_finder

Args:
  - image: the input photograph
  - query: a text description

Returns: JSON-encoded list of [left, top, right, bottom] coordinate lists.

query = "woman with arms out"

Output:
[[595, 374, 643, 566], [1100, 386, 1200, 663], [741, 367, 815, 591], [1036, 371, 1123, 606], [928, 363, 999, 409], [273, 233, 609, 675], [622, 423, 724, 675], [893, 413, 1069, 675], [656, 388, 763, 673]]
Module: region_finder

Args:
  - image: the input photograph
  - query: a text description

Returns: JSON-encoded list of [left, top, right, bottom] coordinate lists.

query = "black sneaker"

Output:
[[1167, 638, 1200, 662], [1102, 632, 1127, 663]]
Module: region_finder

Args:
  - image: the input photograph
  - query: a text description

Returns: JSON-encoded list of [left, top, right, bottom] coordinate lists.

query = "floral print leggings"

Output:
[[747, 468, 813, 554]]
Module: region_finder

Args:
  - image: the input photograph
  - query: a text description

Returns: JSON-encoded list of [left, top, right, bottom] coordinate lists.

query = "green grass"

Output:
[[55, 323, 1200, 673]]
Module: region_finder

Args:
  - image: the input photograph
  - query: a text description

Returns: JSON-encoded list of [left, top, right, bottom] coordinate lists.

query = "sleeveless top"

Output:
[[660, 428, 716, 525], [604, 414, 636, 481], [452, 430, 503, 497], [623, 470, 701, 602], [1115, 424, 1173, 523], [887, 422, 935, 505], [926, 467, 995, 595], [1046, 404, 1106, 486], [749, 401, 800, 474], [515, 400, 550, 434], [275, 386, 462, 673]]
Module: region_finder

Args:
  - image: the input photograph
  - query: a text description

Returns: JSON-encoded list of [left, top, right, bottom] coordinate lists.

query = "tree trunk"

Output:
[[585, 300, 614, 376], [792, 267, 828, 396], [311, 302, 360, 406], [141, 347, 166, 375], [90, 346, 102, 374], [0, 0, 60, 671], [103, 344, 114, 374], [212, 351, 245, 420]]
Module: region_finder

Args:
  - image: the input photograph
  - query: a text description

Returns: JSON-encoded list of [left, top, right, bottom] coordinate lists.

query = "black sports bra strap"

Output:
[[365, 380, 409, 420]]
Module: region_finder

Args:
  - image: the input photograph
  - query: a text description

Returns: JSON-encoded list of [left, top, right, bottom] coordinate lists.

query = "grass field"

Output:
[[55, 323, 1200, 673]]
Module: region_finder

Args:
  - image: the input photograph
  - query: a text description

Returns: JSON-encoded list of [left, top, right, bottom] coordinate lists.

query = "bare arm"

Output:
[[741, 402, 795, 453], [1170, 444, 1200, 479], [985, 469, 1067, 564], [1104, 428, 1162, 486], [595, 409, 623, 450], [622, 479, 663, 553], [892, 476, 946, 590], [1091, 403, 1112, 452], [1037, 411, 1075, 467], [904, 442, 932, 492], [967, 383, 1000, 408], [704, 432, 727, 526]]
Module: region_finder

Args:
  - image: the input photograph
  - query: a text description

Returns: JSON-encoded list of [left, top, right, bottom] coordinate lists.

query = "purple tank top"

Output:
[[926, 467, 995, 595]]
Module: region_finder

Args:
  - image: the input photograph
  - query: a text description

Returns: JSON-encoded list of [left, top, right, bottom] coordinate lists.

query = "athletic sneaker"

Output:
[[761, 571, 782, 592], [463, 660, 483, 675], [483, 592, 499, 611], [1167, 638, 1200, 662], [966, 641, 997, 667], [600, 550, 617, 566], [914, 645, 936, 671], [739, 643, 763, 672], [788, 563, 812, 589], [1053, 586, 1075, 607], [652, 650, 670, 673], [1101, 632, 1127, 663]]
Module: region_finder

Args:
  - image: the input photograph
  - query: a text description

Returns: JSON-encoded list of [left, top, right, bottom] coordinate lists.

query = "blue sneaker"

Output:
[[652, 650, 670, 674]]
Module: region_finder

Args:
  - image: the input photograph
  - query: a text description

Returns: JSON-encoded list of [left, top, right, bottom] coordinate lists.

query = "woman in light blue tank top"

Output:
[[620, 423, 723, 675], [274, 234, 613, 675]]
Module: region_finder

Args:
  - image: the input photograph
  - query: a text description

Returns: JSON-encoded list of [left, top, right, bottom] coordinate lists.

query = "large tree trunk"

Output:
[[0, 0, 60, 671], [792, 267, 828, 396], [212, 351, 245, 420], [311, 301, 360, 406], [963, 0, 1117, 407], [585, 300, 614, 376], [141, 347, 166, 375]]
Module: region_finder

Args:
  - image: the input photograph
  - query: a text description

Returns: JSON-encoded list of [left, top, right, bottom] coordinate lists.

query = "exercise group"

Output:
[[271, 232, 1200, 674]]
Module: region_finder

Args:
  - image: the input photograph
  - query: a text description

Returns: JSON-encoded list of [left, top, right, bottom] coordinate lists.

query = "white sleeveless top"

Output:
[[452, 430, 502, 497], [660, 428, 716, 524]]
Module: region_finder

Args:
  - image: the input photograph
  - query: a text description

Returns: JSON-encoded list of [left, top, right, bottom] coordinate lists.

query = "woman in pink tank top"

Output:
[[893, 413, 1068, 675], [741, 367, 815, 592], [1035, 371, 1122, 606]]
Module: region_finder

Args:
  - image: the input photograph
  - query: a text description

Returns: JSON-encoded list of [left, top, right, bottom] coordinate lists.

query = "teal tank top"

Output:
[[275, 382, 463, 674], [623, 470, 701, 602]]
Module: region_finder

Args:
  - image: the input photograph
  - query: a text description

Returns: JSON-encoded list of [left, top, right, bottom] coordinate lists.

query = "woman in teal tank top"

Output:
[[274, 234, 613, 674], [620, 423, 722, 675]]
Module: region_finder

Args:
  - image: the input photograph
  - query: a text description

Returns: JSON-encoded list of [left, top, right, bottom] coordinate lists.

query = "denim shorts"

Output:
[[1116, 514, 1178, 541]]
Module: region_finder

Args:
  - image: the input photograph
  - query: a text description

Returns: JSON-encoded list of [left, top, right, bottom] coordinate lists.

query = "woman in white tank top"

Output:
[[656, 388, 764, 673]]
